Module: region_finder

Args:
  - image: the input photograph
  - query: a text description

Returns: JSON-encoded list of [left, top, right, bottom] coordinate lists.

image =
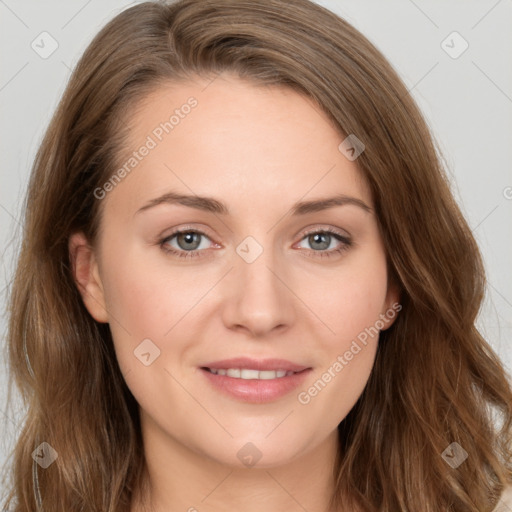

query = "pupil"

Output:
[[178, 232, 200, 250], [310, 233, 329, 250]]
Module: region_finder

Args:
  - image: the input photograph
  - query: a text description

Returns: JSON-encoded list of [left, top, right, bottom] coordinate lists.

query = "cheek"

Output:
[[310, 251, 389, 348], [296, 264, 386, 421], [98, 244, 198, 370], [304, 251, 388, 413]]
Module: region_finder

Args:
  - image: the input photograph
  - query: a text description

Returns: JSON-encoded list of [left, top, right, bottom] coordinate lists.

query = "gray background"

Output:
[[1, 0, 511, 499]]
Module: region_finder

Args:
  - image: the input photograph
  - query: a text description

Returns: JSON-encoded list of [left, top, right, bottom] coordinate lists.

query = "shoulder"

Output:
[[493, 486, 512, 511]]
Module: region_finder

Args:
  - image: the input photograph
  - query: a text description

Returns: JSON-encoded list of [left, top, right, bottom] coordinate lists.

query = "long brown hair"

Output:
[[3, 0, 511, 510]]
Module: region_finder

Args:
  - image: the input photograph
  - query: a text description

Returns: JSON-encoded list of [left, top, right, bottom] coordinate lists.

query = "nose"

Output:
[[221, 242, 295, 338]]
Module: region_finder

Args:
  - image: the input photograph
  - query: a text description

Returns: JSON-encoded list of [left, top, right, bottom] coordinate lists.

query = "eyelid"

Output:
[[159, 223, 219, 243], [159, 223, 351, 246], [297, 224, 351, 240]]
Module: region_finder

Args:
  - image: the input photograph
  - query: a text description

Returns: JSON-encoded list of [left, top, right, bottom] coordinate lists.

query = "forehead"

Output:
[[104, 73, 371, 217]]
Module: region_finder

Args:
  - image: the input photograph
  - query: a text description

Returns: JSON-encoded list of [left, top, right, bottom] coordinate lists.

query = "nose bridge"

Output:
[[223, 233, 294, 335]]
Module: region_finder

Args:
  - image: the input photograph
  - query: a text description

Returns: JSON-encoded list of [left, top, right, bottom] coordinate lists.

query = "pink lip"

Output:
[[201, 357, 309, 372], [200, 357, 312, 403]]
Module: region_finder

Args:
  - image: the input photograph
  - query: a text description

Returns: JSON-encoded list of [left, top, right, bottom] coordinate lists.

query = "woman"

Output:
[[3, 0, 512, 510]]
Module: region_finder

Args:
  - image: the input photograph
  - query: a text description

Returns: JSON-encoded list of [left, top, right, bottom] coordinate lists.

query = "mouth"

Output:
[[199, 358, 312, 403], [202, 367, 300, 379]]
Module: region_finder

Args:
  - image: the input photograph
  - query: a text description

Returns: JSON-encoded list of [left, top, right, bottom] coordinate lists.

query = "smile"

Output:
[[205, 368, 297, 379], [200, 366, 312, 403]]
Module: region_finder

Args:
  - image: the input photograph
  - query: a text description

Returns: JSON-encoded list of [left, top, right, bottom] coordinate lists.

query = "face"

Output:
[[70, 73, 399, 469]]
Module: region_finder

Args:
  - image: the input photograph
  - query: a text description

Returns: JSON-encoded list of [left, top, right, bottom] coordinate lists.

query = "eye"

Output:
[[160, 229, 215, 259], [159, 226, 352, 260], [295, 228, 352, 258]]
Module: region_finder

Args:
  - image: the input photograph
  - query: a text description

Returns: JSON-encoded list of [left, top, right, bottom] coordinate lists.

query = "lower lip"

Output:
[[200, 368, 312, 403]]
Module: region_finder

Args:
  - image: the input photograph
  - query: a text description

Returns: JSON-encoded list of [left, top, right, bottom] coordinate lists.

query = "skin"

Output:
[[70, 72, 399, 512]]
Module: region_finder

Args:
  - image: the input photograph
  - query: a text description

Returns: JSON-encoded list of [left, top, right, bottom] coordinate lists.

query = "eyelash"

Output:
[[159, 226, 352, 260]]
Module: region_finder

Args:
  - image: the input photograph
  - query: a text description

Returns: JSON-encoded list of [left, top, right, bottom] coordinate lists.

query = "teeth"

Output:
[[241, 369, 259, 379], [208, 368, 296, 379]]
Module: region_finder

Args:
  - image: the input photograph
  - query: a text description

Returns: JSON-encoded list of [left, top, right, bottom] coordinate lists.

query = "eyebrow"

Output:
[[134, 191, 372, 216]]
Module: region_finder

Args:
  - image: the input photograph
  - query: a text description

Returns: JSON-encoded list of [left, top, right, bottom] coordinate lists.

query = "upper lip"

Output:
[[201, 357, 310, 372]]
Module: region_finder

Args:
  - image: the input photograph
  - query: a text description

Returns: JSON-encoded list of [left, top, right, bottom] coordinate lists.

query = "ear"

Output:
[[68, 231, 109, 323], [380, 279, 402, 331]]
